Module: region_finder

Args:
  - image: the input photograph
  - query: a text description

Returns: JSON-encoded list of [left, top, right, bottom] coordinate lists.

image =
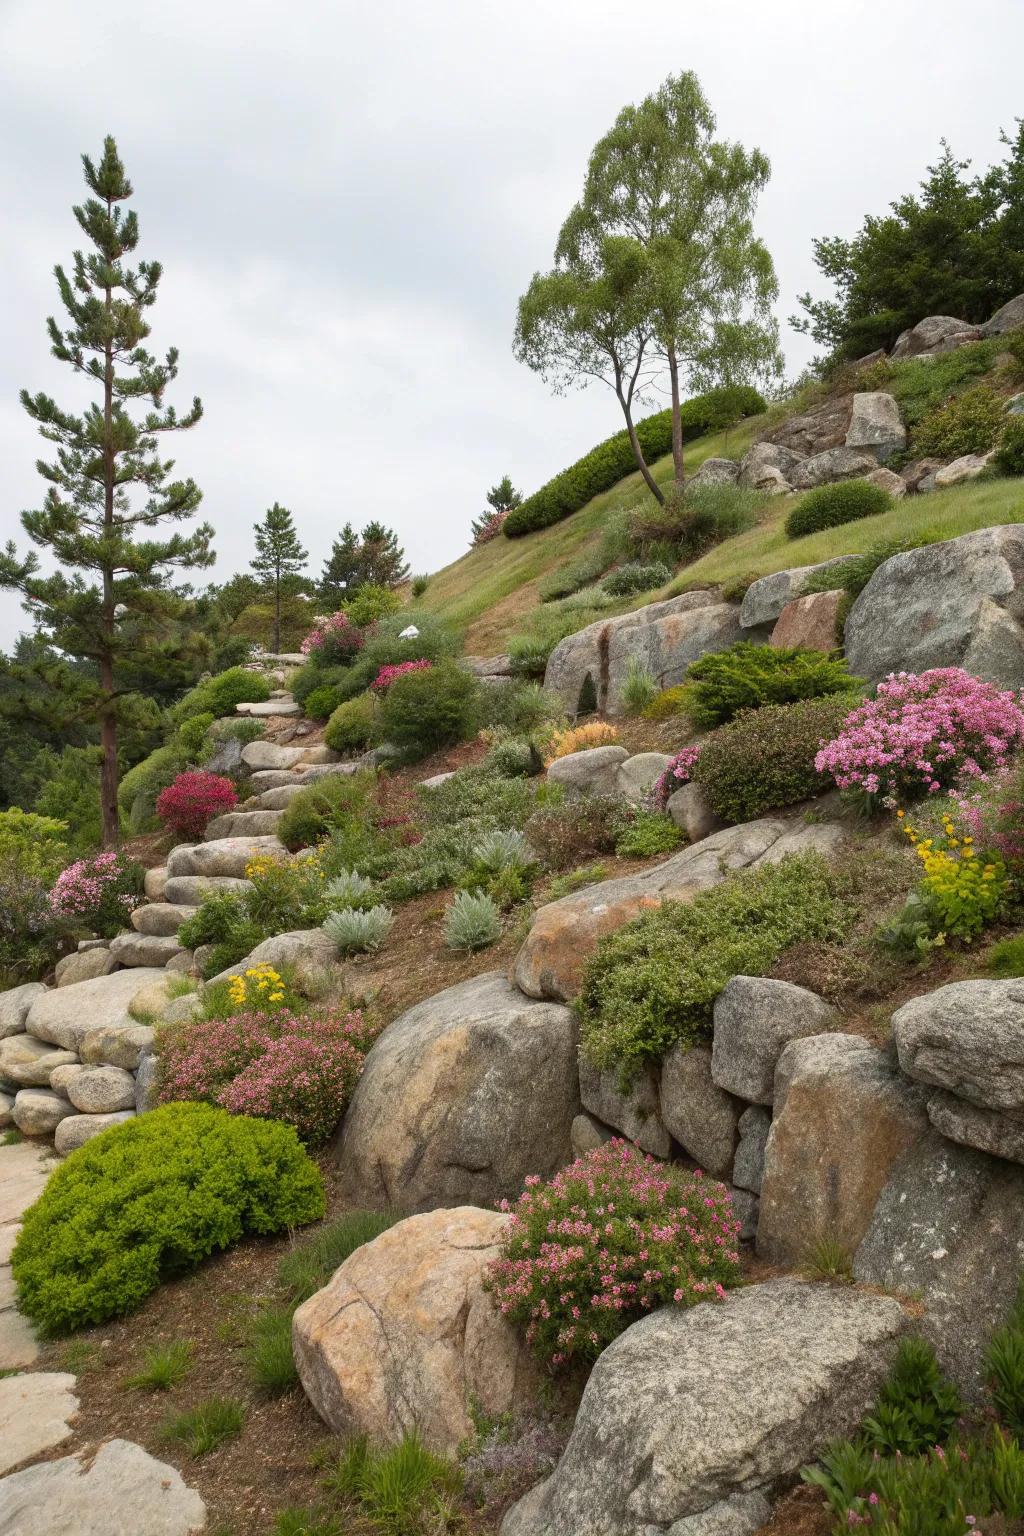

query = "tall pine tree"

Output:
[[318, 522, 361, 607], [318, 521, 408, 606], [0, 137, 212, 848], [250, 502, 308, 653]]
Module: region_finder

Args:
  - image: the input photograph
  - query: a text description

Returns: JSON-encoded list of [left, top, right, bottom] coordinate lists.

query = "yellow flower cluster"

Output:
[[900, 811, 1005, 940], [226, 964, 287, 1009]]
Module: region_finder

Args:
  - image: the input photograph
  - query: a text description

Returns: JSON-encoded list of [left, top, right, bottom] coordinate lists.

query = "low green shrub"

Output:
[[324, 1433, 463, 1529], [343, 583, 401, 627], [170, 666, 271, 725], [996, 414, 1024, 475], [786, 479, 892, 540], [0, 807, 69, 883], [601, 561, 672, 597], [642, 683, 691, 721], [303, 684, 344, 721], [693, 694, 856, 823], [538, 550, 608, 602], [626, 481, 761, 563], [411, 574, 430, 597], [244, 1304, 299, 1395], [444, 889, 503, 950], [33, 745, 105, 853], [986, 1276, 1024, 1441], [612, 808, 683, 858], [474, 680, 560, 737], [524, 793, 620, 870], [507, 635, 553, 680], [278, 770, 376, 852], [12, 1104, 325, 1333], [323, 691, 376, 752], [577, 853, 851, 1079], [376, 660, 477, 760], [481, 737, 543, 779], [322, 904, 394, 955], [988, 933, 1024, 978], [1007, 328, 1024, 380], [912, 383, 1006, 460], [681, 642, 861, 729], [117, 742, 185, 827], [861, 338, 999, 428], [860, 1337, 964, 1458], [324, 868, 376, 910]]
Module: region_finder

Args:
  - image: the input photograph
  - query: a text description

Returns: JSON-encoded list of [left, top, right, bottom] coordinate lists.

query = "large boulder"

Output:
[[891, 314, 982, 358], [732, 1105, 772, 1195], [769, 590, 844, 652], [711, 977, 839, 1105], [543, 594, 743, 717], [53, 948, 117, 987], [293, 1207, 538, 1455], [80, 1023, 154, 1071], [501, 1278, 907, 1536], [892, 979, 1024, 1114], [54, 1110, 135, 1156], [204, 808, 285, 840], [336, 972, 579, 1211], [64, 1065, 135, 1114], [666, 782, 722, 842], [107, 933, 184, 969], [240, 740, 307, 770], [514, 819, 847, 1002], [788, 447, 879, 491], [739, 558, 856, 629], [162, 874, 251, 905], [659, 1044, 741, 1179], [578, 1061, 669, 1158], [688, 457, 740, 490], [615, 752, 673, 803], [854, 1130, 1024, 1400], [24, 968, 167, 1054], [545, 746, 629, 797], [129, 903, 195, 937], [165, 835, 287, 880], [207, 927, 338, 989], [761, 395, 853, 458], [844, 525, 1024, 687], [933, 452, 994, 489], [0, 1037, 78, 1088], [11, 1089, 74, 1136], [0, 984, 47, 1041], [737, 442, 805, 493], [928, 1090, 1024, 1164], [981, 293, 1024, 337], [844, 392, 907, 462], [757, 1034, 928, 1265], [0, 1437, 207, 1536]]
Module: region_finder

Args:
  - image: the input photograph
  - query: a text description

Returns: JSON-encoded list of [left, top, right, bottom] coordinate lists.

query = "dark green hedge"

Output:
[[503, 386, 766, 539]]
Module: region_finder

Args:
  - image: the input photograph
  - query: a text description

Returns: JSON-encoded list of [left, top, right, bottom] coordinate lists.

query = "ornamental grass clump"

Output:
[[815, 667, 1024, 805], [156, 769, 238, 840], [444, 889, 502, 951], [543, 721, 619, 764], [486, 1140, 741, 1367]]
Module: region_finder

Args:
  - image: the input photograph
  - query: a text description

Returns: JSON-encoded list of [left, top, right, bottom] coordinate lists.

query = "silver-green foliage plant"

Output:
[[323, 904, 394, 956], [471, 829, 533, 874], [444, 890, 502, 951], [324, 868, 375, 911]]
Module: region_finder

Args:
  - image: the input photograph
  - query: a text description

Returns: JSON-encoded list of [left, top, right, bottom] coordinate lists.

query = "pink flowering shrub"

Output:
[[156, 770, 238, 840], [157, 1005, 382, 1144], [653, 746, 702, 810], [299, 612, 365, 663], [48, 851, 142, 938], [814, 668, 1024, 804], [370, 659, 432, 692], [486, 1139, 741, 1367], [953, 758, 1024, 873], [472, 509, 510, 545]]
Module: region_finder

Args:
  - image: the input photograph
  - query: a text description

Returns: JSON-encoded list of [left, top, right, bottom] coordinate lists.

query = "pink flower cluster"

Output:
[[299, 611, 364, 658], [953, 761, 1024, 871], [814, 668, 1024, 802], [157, 1005, 382, 1145], [486, 1139, 740, 1367], [156, 770, 237, 840], [49, 851, 139, 927], [472, 509, 510, 545], [370, 659, 432, 692], [653, 746, 702, 810]]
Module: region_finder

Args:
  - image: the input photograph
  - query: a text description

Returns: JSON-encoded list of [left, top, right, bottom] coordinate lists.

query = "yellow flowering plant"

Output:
[[899, 810, 1008, 942], [225, 964, 293, 1012]]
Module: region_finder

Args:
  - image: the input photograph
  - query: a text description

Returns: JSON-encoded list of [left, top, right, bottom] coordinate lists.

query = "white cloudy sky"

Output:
[[2, 0, 1022, 649]]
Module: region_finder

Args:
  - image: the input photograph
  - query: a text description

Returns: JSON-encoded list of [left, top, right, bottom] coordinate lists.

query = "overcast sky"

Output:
[[2, 0, 1022, 650]]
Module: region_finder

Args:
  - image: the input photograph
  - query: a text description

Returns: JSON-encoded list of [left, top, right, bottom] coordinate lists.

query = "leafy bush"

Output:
[[177, 858, 330, 977], [643, 683, 691, 722], [278, 771, 375, 852], [524, 793, 620, 870], [343, 583, 402, 627], [986, 1277, 1024, 1441], [211, 715, 266, 746], [303, 683, 345, 721], [997, 414, 1024, 475], [682, 642, 861, 729], [503, 387, 765, 538], [117, 742, 188, 828], [11, 1103, 325, 1333], [577, 853, 851, 1079], [0, 866, 72, 989], [217, 1013, 380, 1143], [539, 550, 608, 602], [860, 1337, 964, 1458], [170, 666, 271, 725], [507, 635, 553, 680], [481, 738, 542, 779], [544, 721, 619, 762], [468, 828, 534, 874], [475, 680, 560, 738], [32, 745, 105, 853], [626, 481, 761, 563], [486, 1141, 740, 1366], [411, 574, 430, 597], [322, 904, 394, 955], [988, 934, 1024, 978], [376, 660, 478, 760], [0, 807, 69, 884], [324, 691, 376, 753], [156, 770, 238, 839], [912, 384, 1006, 460], [694, 694, 856, 822], [444, 888, 503, 950], [899, 810, 1007, 942], [613, 807, 684, 857], [299, 611, 366, 664], [49, 850, 143, 937], [815, 668, 1024, 803], [786, 478, 892, 539], [601, 561, 672, 597], [860, 340, 1002, 427]]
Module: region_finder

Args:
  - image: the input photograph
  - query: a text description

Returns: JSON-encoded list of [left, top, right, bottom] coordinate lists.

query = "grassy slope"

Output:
[[412, 417, 762, 653]]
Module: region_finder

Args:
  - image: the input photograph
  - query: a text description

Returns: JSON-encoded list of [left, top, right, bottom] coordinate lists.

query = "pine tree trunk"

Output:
[[100, 204, 120, 849], [668, 343, 685, 485], [99, 658, 119, 849], [273, 574, 281, 654]]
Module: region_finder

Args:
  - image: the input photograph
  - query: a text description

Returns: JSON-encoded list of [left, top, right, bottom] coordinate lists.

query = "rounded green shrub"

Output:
[[681, 642, 862, 729], [996, 415, 1024, 476], [324, 692, 376, 753], [912, 385, 1006, 460], [11, 1103, 325, 1334], [376, 661, 478, 760], [693, 694, 857, 823], [170, 667, 271, 725], [278, 771, 375, 852], [303, 684, 344, 721], [117, 743, 186, 826], [785, 479, 892, 540], [602, 561, 672, 597]]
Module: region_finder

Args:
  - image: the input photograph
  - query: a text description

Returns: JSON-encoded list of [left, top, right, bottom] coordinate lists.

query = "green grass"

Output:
[[271, 1511, 341, 1536], [277, 1210, 400, 1304], [324, 1433, 463, 1535], [411, 416, 763, 651], [1, 1129, 23, 1147], [160, 1395, 246, 1457], [803, 1232, 855, 1284], [122, 1340, 192, 1392], [243, 1305, 299, 1395]]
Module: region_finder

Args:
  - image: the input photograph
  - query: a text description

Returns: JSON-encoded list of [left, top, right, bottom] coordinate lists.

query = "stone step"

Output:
[[241, 740, 308, 771], [247, 769, 307, 792], [237, 696, 300, 717], [0, 1036, 78, 1089], [25, 968, 168, 1052], [204, 807, 286, 840], [166, 835, 287, 880], [163, 874, 252, 906], [130, 902, 197, 936], [246, 783, 307, 810], [53, 949, 117, 987], [297, 761, 360, 782], [144, 864, 169, 901], [108, 933, 186, 969]]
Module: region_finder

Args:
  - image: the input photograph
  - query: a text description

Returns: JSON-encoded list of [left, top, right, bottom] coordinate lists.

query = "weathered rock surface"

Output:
[[711, 977, 839, 1105], [80, 1023, 154, 1070], [162, 873, 252, 905], [0, 1094, 13, 1130], [130, 903, 195, 937], [854, 1130, 1024, 1399], [0, 1372, 78, 1475], [0, 1437, 207, 1535], [665, 1491, 772, 1535], [758, 1035, 928, 1265], [247, 783, 307, 810], [732, 1105, 772, 1195], [0, 985, 47, 1041], [54, 1111, 136, 1156], [892, 979, 1024, 1114], [108, 932, 184, 969], [616, 752, 673, 803], [500, 1279, 907, 1536], [0, 1037, 78, 1089], [927, 1089, 1024, 1164], [933, 452, 994, 488], [240, 739, 307, 770], [25, 968, 166, 1053], [204, 735, 244, 776], [666, 782, 722, 842], [660, 1044, 741, 1178], [788, 447, 878, 490], [11, 1090, 73, 1137], [578, 1061, 669, 1158], [208, 927, 338, 989], [53, 948, 117, 987], [689, 457, 740, 489], [864, 465, 908, 499], [543, 593, 743, 716], [844, 525, 1024, 687], [143, 865, 169, 901], [844, 392, 906, 462], [892, 314, 981, 358], [769, 591, 844, 652], [293, 1207, 538, 1455], [739, 558, 855, 628], [237, 696, 300, 717], [737, 442, 806, 492], [337, 973, 579, 1211], [65, 1065, 135, 1114], [570, 1112, 613, 1157], [166, 835, 286, 879], [762, 395, 853, 458], [981, 293, 1024, 337], [204, 808, 285, 840], [514, 819, 847, 1002], [545, 745, 629, 797]]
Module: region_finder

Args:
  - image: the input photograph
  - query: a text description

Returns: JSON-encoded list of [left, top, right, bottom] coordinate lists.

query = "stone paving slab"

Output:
[[0, 1373, 78, 1476], [0, 1437, 207, 1534]]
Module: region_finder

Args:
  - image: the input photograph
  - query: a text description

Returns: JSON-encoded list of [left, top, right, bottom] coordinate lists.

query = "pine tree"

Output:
[[250, 503, 308, 653], [354, 521, 410, 589], [319, 522, 361, 607], [470, 476, 522, 541], [0, 136, 212, 848]]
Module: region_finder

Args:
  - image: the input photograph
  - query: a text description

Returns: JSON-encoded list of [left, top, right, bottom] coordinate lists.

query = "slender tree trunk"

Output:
[[668, 342, 685, 485], [100, 196, 119, 849], [273, 573, 282, 654], [614, 379, 665, 506]]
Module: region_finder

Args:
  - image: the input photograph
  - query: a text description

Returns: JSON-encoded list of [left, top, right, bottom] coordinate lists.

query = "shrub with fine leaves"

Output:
[[444, 889, 502, 950], [322, 904, 394, 955]]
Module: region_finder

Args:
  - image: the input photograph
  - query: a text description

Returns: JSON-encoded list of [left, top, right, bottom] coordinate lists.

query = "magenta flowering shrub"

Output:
[[299, 611, 365, 663], [814, 668, 1024, 803], [48, 851, 142, 937], [472, 509, 510, 545], [486, 1139, 741, 1367], [653, 746, 702, 810], [157, 1005, 382, 1144], [156, 770, 238, 839], [370, 659, 432, 692]]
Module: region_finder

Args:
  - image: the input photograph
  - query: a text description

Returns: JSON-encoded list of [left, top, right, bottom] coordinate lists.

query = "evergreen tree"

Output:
[[470, 476, 523, 541], [319, 522, 361, 607], [0, 136, 212, 847], [250, 502, 308, 653], [319, 521, 409, 605]]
